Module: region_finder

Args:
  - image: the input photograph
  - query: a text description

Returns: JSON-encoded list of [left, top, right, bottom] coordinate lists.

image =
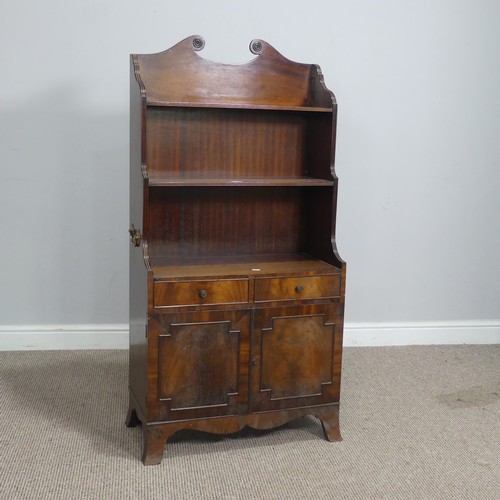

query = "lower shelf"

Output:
[[148, 176, 334, 187], [126, 400, 342, 465]]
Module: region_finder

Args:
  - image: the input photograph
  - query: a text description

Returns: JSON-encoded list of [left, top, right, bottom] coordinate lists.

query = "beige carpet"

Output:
[[0, 346, 499, 499]]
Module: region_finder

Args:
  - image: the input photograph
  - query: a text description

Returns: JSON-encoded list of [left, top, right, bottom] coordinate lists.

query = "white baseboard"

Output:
[[344, 321, 500, 347], [0, 321, 498, 351], [0, 324, 129, 351]]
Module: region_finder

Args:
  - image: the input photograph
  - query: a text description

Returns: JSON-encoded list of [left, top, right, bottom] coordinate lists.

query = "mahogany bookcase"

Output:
[[126, 35, 346, 465]]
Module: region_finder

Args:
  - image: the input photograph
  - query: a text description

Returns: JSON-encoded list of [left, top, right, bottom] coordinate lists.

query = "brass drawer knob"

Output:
[[199, 289, 208, 298], [295, 285, 304, 293]]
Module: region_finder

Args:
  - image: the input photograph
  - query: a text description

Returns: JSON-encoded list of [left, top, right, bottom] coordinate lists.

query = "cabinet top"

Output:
[[132, 35, 334, 109]]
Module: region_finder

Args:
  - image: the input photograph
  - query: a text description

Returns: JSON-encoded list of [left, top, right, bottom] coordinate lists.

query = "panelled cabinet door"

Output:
[[250, 304, 343, 412], [148, 310, 250, 421]]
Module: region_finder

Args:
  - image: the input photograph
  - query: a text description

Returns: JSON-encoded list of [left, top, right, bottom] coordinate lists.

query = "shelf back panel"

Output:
[[146, 107, 309, 179], [147, 187, 305, 259]]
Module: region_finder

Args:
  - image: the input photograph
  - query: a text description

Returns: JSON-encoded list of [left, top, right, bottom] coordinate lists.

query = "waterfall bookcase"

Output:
[[126, 35, 346, 465]]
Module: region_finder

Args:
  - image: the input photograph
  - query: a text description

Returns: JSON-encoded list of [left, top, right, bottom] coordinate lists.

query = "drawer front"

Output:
[[154, 279, 249, 307], [254, 275, 340, 302]]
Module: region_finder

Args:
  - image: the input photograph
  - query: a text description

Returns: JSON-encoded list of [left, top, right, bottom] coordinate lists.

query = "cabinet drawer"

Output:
[[154, 279, 249, 307], [254, 275, 340, 302]]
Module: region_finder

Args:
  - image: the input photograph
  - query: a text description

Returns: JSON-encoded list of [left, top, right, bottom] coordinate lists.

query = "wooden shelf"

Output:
[[147, 101, 333, 113], [151, 254, 340, 280], [148, 176, 334, 187]]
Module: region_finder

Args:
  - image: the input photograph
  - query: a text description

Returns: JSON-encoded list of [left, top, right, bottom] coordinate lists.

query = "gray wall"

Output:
[[1, 0, 499, 328]]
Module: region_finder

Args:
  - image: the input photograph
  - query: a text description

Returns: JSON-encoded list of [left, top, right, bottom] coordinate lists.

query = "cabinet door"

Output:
[[250, 304, 343, 412], [148, 310, 250, 422]]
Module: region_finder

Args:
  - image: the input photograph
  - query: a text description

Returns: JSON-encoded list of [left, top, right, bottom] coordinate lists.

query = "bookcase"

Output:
[[126, 35, 346, 465]]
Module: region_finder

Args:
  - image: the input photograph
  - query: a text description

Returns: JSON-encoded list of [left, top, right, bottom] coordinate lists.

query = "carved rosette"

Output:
[[192, 36, 205, 51], [249, 39, 263, 55]]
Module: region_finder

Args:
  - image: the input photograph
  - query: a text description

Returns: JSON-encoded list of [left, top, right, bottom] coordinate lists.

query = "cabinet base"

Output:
[[126, 400, 341, 465]]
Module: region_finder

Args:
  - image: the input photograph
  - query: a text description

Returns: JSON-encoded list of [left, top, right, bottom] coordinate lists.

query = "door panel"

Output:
[[159, 321, 239, 408], [148, 310, 250, 421], [251, 304, 343, 411]]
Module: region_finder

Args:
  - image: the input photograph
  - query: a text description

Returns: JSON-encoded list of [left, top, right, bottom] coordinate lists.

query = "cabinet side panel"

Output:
[[129, 250, 148, 414], [305, 113, 333, 181], [303, 186, 344, 269], [308, 65, 337, 111], [129, 56, 148, 413], [130, 56, 146, 234], [302, 108, 344, 269]]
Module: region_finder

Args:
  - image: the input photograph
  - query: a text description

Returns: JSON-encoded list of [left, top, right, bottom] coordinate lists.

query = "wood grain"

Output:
[[153, 279, 249, 307], [147, 187, 305, 258], [251, 304, 343, 412], [254, 274, 341, 302], [136, 35, 316, 107], [147, 310, 250, 422], [145, 107, 310, 179], [151, 255, 340, 279]]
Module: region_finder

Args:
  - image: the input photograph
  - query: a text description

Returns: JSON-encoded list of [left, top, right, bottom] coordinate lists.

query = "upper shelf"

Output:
[[147, 101, 333, 113], [147, 176, 334, 187]]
